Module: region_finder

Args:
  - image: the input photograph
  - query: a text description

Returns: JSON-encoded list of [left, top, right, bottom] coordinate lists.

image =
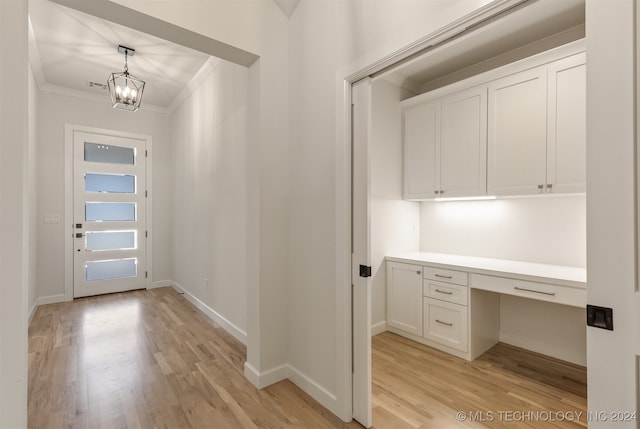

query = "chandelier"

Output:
[[107, 45, 146, 111]]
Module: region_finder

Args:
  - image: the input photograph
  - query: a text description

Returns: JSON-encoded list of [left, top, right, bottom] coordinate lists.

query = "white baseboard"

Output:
[[499, 331, 586, 366], [29, 294, 68, 326], [28, 300, 38, 326], [244, 362, 289, 389], [371, 321, 387, 336], [171, 282, 247, 345], [288, 364, 339, 414], [38, 294, 67, 306], [243, 361, 338, 415], [150, 280, 172, 289]]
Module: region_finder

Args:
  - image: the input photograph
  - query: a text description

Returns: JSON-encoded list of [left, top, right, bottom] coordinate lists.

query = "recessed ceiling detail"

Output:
[[29, 0, 212, 109]]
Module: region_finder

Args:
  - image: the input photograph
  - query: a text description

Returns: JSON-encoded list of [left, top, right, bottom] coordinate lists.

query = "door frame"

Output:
[[338, 0, 539, 421], [64, 124, 153, 301]]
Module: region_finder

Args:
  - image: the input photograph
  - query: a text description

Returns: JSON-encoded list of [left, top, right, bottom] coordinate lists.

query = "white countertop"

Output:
[[385, 252, 586, 288]]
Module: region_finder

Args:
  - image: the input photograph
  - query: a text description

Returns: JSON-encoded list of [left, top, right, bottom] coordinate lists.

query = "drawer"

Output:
[[423, 298, 468, 352], [471, 274, 586, 308], [423, 266, 468, 286], [424, 280, 468, 306]]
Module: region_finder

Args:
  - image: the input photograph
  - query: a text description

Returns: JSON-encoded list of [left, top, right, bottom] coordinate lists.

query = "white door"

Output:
[[352, 78, 372, 428], [587, 1, 638, 427], [73, 131, 148, 298]]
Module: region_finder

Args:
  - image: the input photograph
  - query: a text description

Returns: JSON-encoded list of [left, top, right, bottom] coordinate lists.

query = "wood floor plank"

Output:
[[28, 288, 587, 428]]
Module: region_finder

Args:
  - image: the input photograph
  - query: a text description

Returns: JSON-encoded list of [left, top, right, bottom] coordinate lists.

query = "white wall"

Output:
[[420, 196, 586, 267], [0, 0, 29, 426], [500, 295, 586, 365], [36, 91, 172, 302], [170, 59, 249, 340], [370, 79, 420, 333]]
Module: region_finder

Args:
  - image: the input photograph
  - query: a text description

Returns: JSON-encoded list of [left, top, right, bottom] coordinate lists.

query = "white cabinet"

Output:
[[403, 85, 487, 200], [487, 53, 586, 196], [386, 254, 587, 362], [404, 101, 439, 199], [547, 53, 586, 194], [440, 86, 487, 198], [487, 66, 548, 196], [386, 262, 423, 336], [423, 298, 468, 352], [422, 266, 469, 352], [404, 43, 586, 199]]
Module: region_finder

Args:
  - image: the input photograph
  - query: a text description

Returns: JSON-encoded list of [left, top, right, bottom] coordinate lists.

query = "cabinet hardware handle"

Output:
[[435, 289, 453, 295], [514, 286, 556, 296], [416, 271, 421, 275], [547, 184, 553, 190], [435, 319, 453, 326], [434, 190, 439, 195], [537, 184, 544, 190], [434, 274, 453, 279]]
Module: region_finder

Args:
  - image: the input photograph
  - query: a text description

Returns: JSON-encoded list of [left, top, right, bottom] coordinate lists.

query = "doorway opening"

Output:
[[32, 0, 258, 385], [349, 0, 587, 427]]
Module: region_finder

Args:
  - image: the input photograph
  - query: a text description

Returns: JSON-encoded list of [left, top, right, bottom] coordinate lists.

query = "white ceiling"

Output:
[[273, 0, 302, 18], [30, 0, 582, 110], [382, 0, 585, 93], [29, 0, 213, 109]]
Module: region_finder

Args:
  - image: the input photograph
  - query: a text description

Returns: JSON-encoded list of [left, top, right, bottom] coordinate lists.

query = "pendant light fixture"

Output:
[[107, 45, 146, 111]]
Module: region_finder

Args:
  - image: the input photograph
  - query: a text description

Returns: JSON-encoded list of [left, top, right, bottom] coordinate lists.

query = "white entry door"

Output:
[[73, 131, 148, 298], [352, 77, 372, 428]]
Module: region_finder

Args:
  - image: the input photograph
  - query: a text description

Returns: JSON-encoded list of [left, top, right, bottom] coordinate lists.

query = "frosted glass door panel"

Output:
[[86, 258, 137, 282], [85, 173, 135, 193], [84, 142, 135, 165], [86, 202, 136, 222], [86, 231, 136, 251]]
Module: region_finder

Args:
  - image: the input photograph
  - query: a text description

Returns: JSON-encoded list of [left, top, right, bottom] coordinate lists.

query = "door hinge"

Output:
[[145, 150, 148, 157], [359, 265, 372, 278]]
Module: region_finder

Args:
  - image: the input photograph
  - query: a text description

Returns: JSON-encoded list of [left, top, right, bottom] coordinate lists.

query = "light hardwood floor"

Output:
[[372, 333, 587, 429], [28, 287, 586, 428]]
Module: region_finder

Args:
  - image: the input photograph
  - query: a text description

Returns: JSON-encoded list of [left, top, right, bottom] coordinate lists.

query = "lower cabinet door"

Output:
[[387, 262, 423, 336], [423, 297, 468, 352]]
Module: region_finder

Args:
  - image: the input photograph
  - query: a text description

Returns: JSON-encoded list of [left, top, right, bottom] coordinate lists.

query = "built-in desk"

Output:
[[385, 252, 586, 361]]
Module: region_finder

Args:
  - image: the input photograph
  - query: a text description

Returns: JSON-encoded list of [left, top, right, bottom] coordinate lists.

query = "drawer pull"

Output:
[[435, 274, 453, 279], [514, 286, 556, 296], [416, 270, 421, 275], [434, 289, 453, 295], [435, 319, 453, 326]]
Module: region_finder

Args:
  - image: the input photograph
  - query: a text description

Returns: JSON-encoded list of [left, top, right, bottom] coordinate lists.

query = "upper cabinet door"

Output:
[[404, 101, 440, 200], [440, 86, 487, 198], [487, 66, 548, 196], [546, 53, 586, 194]]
